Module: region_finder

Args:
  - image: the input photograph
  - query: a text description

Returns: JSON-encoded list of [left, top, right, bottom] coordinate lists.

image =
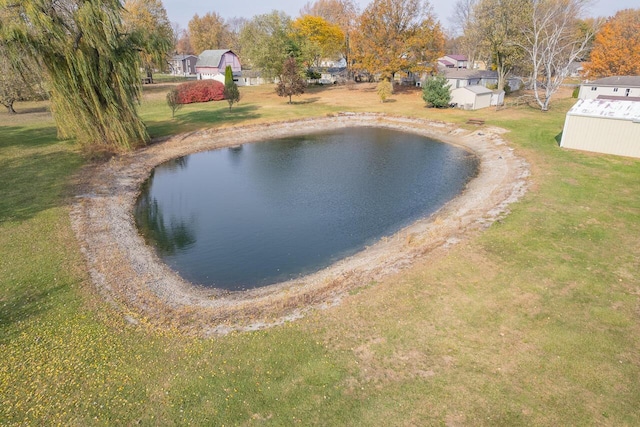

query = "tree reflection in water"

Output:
[[135, 163, 196, 256]]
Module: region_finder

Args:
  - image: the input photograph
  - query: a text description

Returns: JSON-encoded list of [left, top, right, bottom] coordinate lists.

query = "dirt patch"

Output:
[[69, 114, 529, 336]]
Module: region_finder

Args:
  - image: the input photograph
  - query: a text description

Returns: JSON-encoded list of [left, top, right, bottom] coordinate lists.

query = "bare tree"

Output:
[[518, 0, 598, 110], [226, 17, 249, 56], [449, 0, 479, 68]]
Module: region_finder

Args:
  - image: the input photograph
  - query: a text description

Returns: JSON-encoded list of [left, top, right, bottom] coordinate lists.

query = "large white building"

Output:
[[560, 98, 640, 158]]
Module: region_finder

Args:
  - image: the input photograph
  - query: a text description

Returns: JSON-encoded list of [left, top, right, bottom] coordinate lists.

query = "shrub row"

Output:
[[176, 80, 225, 104]]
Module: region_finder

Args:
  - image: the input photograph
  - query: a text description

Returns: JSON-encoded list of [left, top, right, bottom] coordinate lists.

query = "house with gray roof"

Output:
[[442, 68, 522, 92], [578, 76, 640, 100], [196, 50, 241, 81]]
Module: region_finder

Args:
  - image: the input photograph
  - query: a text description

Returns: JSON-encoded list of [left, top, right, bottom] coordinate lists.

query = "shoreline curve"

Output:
[[70, 114, 530, 336]]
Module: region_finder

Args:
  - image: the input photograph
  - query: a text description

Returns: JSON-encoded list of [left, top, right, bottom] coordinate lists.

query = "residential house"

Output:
[[577, 76, 640, 100], [237, 70, 270, 87], [169, 54, 198, 76], [196, 49, 242, 81], [438, 54, 468, 69], [441, 68, 522, 92], [560, 98, 640, 158]]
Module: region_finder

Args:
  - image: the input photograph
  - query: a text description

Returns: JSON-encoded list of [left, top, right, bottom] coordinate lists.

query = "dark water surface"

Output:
[[135, 127, 478, 291]]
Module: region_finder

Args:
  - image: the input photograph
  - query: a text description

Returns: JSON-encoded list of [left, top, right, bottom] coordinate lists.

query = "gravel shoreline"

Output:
[[70, 114, 530, 336]]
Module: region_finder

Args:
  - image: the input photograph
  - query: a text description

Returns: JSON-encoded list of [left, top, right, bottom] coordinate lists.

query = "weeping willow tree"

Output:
[[0, 0, 149, 152]]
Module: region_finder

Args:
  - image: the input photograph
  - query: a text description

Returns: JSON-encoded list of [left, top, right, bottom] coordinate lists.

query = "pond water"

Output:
[[135, 127, 478, 291]]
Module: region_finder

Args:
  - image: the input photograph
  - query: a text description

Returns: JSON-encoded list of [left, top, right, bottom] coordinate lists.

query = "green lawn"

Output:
[[1, 85, 639, 425]]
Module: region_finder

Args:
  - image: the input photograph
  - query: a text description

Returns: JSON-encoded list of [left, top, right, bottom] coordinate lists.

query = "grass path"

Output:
[[1, 83, 639, 425]]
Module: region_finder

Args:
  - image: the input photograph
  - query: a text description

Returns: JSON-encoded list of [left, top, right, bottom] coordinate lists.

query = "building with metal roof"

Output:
[[560, 98, 640, 158]]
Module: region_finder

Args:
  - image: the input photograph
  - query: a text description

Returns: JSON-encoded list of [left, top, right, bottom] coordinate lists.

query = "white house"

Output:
[[169, 54, 198, 76], [451, 85, 493, 110], [196, 49, 241, 81], [560, 98, 640, 158], [577, 76, 640, 100], [236, 70, 269, 86]]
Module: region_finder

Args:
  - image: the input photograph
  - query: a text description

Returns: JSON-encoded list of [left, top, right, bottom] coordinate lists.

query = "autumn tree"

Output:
[[292, 15, 345, 68], [300, 0, 359, 72], [174, 27, 194, 54], [471, 0, 529, 91], [583, 9, 640, 78], [122, 0, 174, 83], [518, 0, 598, 111], [224, 65, 240, 110], [188, 12, 233, 53], [300, 0, 358, 30], [1, 0, 148, 152], [376, 79, 393, 102], [352, 0, 444, 81], [276, 57, 307, 104], [240, 11, 297, 79]]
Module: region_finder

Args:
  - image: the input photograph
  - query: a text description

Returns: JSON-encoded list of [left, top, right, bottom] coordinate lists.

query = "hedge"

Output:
[[176, 80, 225, 104]]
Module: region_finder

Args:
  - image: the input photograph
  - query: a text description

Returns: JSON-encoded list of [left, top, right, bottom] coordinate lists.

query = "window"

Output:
[[613, 88, 619, 92], [591, 87, 597, 91], [625, 88, 631, 96]]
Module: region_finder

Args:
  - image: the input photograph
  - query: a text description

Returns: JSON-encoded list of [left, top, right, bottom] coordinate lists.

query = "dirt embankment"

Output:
[[70, 114, 530, 336]]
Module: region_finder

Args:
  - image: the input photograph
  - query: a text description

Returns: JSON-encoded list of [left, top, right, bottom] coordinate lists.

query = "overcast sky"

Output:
[[163, 0, 638, 33]]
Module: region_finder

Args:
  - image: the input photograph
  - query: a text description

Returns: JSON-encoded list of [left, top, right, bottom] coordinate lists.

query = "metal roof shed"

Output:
[[560, 98, 640, 158]]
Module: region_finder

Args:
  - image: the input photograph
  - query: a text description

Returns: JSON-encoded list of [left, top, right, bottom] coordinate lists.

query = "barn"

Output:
[[196, 49, 241, 81], [450, 85, 493, 110], [560, 98, 640, 158]]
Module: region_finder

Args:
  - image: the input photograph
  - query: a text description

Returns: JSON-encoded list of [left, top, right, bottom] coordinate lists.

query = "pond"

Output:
[[135, 127, 479, 291]]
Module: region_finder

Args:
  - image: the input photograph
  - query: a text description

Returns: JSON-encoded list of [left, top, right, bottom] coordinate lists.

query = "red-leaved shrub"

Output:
[[176, 80, 225, 104]]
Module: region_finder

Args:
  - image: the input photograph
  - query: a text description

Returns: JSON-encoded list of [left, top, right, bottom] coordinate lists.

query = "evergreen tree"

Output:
[[422, 75, 452, 108], [223, 65, 241, 110], [276, 57, 307, 104]]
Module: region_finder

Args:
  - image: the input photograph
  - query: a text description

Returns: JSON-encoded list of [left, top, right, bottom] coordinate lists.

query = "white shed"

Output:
[[560, 98, 640, 158], [451, 85, 493, 110]]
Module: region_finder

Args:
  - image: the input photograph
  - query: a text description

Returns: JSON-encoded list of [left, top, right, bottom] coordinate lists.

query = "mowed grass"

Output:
[[1, 82, 639, 425]]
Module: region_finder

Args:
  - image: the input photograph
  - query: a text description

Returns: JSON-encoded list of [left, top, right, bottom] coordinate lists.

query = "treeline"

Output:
[[1, 0, 638, 153]]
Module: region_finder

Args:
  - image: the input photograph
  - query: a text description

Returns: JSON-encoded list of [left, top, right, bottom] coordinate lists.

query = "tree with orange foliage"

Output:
[[351, 0, 444, 81], [188, 12, 233, 53], [584, 9, 640, 78]]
